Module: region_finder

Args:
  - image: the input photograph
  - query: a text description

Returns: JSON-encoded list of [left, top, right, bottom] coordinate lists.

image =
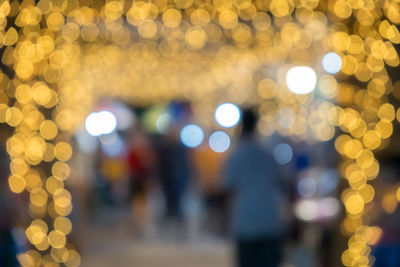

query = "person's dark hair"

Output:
[[241, 108, 257, 135]]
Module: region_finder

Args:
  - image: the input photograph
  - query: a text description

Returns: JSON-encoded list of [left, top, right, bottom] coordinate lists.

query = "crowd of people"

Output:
[[2, 106, 400, 267], [84, 108, 340, 267]]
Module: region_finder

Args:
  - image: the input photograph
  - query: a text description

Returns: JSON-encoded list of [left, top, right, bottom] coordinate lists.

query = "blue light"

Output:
[[209, 131, 230, 153], [318, 169, 339, 195], [322, 52, 342, 74], [297, 177, 317, 198], [273, 143, 293, 164], [180, 124, 204, 148], [101, 134, 125, 157]]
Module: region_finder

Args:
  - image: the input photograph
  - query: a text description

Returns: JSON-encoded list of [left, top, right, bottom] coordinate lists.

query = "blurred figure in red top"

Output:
[[127, 127, 156, 236]]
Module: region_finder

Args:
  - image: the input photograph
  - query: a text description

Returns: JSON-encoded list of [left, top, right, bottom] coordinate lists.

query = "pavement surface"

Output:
[[79, 208, 232, 267]]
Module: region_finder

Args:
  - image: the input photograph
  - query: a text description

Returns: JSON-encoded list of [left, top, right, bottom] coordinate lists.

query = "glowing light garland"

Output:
[[0, 0, 399, 266]]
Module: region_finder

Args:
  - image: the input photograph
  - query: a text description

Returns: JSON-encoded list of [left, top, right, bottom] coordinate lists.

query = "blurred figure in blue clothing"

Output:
[[158, 127, 191, 222], [223, 109, 288, 267]]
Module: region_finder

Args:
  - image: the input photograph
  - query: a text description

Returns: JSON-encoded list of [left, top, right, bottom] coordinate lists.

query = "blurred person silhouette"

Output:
[[158, 125, 191, 223], [223, 108, 288, 267], [192, 144, 228, 236], [372, 161, 400, 267], [127, 127, 156, 235]]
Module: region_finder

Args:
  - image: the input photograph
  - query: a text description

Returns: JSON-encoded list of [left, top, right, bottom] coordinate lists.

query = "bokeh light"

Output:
[[273, 143, 293, 165], [75, 131, 98, 154], [319, 197, 340, 218], [180, 124, 204, 148], [297, 177, 318, 198], [209, 131, 230, 153], [318, 169, 339, 195], [286, 66, 317, 94], [294, 199, 319, 221], [100, 134, 125, 157], [142, 105, 168, 134], [276, 108, 296, 129], [1, 0, 399, 265], [156, 113, 172, 135], [111, 103, 135, 131], [215, 103, 241, 128], [322, 52, 342, 74], [85, 111, 117, 137]]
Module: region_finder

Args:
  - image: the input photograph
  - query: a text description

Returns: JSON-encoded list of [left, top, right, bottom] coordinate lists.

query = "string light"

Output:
[[0, 0, 398, 266]]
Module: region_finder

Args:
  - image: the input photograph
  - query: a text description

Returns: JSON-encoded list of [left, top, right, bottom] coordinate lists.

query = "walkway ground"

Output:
[[79, 207, 232, 267]]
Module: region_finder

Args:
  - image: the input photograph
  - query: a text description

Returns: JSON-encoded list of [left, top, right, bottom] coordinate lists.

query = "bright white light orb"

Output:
[[215, 103, 241, 128], [294, 199, 319, 221], [85, 111, 117, 137], [273, 143, 293, 164], [322, 52, 342, 74], [286, 66, 317, 94], [85, 113, 102, 136], [99, 111, 118, 135], [180, 124, 204, 148], [209, 131, 230, 153]]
